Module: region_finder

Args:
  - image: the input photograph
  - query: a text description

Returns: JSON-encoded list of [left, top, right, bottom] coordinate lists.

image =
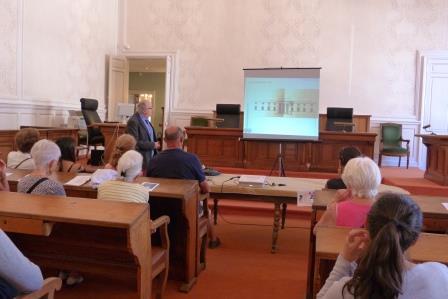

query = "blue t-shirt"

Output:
[[147, 148, 205, 182]]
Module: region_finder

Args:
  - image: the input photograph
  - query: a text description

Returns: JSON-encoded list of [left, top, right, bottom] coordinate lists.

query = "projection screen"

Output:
[[243, 68, 320, 141]]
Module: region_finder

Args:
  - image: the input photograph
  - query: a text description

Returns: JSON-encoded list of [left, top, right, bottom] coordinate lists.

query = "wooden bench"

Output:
[[7, 169, 204, 293], [314, 226, 448, 297], [306, 189, 448, 298], [0, 191, 152, 299]]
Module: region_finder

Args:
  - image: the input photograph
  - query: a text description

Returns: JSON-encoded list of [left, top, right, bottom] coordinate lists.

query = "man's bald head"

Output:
[[164, 126, 185, 148]]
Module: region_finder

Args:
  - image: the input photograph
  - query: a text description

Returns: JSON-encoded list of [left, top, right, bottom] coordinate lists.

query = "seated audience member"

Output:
[[17, 139, 82, 285], [325, 147, 361, 190], [0, 229, 43, 298], [56, 137, 95, 173], [98, 150, 148, 203], [104, 134, 137, 170], [317, 193, 448, 298], [315, 157, 381, 232], [148, 126, 220, 248], [7, 128, 40, 170], [17, 139, 65, 196], [0, 159, 9, 191]]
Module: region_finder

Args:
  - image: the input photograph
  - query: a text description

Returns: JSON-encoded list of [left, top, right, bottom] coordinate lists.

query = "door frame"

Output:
[[121, 51, 178, 135], [416, 50, 448, 169]]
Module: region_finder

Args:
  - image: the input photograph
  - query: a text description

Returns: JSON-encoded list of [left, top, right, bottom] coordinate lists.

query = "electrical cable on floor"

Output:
[[216, 210, 310, 229]]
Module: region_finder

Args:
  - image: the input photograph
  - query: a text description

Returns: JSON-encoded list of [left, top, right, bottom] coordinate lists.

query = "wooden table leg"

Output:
[[179, 277, 198, 293], [271, 202, 281, 253], [213, 198, 219, 225], [306, 209, 318, 299], [281, 202, 287, 229]]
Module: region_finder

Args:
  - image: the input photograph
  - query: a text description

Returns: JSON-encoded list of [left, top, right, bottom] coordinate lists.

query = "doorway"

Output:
[[417, 50, 448, 169], [107, 53, 177, 140], [127, 58, 166, 139]]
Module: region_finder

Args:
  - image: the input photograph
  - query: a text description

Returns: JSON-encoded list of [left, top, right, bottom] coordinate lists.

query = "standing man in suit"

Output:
[[126, 100, 160, 176]]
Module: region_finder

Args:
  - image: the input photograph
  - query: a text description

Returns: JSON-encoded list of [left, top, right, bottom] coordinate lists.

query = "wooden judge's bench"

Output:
[[185, 114, 376, 172], [416, 134, 448, 186]]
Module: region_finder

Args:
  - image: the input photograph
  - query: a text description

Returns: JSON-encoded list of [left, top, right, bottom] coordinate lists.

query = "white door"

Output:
[[107, 55, 129, 121], [418, 51, 448, 169]]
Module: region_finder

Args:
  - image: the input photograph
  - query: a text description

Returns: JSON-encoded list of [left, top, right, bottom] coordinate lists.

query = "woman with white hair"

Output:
[[97, 150, 148, 203], [17, 139, 83, 286], [17, 139, 65, 196], [315, 157, 381, 231]]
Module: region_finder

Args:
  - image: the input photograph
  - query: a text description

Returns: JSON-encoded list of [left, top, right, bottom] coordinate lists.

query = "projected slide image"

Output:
[[244, 115, 318, 138], [243, 76, 320, 140]]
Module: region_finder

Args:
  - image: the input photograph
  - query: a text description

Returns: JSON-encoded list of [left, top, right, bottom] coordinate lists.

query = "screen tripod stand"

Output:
[[269, 143, 287, 231]]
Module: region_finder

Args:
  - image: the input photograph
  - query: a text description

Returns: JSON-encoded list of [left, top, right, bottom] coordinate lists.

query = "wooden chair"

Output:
[[151, 215, 170, 299], [16, 277, 62, 299], [379, 123, 410, 168]]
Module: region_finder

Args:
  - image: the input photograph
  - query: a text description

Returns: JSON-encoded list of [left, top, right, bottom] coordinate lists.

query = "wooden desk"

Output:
[[416, 134, 448, 186], [0, 128, 78, 158], [318, 114, 371, 133], [208, 174, 327, 252], [314, 226, 448, 295], [0, 191, 151, 299], [185, 127, 376, 172], [205, 113, 371, 133], [136, 176, 201, 292], [306, 189, 448, 298], [94, 123, 126, 163], [6, 169, 201, 292]]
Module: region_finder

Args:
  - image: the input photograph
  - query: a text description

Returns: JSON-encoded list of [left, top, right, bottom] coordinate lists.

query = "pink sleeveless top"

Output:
[[335, 200, 372, 228]]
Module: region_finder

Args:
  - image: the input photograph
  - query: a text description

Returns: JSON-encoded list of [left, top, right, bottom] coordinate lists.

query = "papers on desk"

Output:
[[5, 172, 12, 177], [141, 182, 159, 191], [442, 203, 448, 210], [297, 190, 315, 207], [64, 175, 91, 186]]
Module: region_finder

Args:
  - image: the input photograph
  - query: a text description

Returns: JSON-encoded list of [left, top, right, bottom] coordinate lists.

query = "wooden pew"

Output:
[[314, 226, 448, 296], [6, 169, 203, 292], [306, 189, 448, 298], [0, 191, 151, 299]]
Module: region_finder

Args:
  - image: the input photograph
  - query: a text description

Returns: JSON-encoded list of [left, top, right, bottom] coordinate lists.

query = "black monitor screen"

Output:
[[327, 107, 353, 120]]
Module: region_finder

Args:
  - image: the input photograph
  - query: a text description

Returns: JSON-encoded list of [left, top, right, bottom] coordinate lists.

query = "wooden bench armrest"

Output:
[[16, 277, 62, 299], [151, 215, 170, 231], [151, 216, 170, 250]]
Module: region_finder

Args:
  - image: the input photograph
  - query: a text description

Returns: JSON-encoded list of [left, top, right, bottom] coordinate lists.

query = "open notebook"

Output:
[[64, 175, 91, 186]]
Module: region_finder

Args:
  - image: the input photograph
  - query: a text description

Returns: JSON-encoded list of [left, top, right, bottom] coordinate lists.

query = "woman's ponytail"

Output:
[[345, 221, 404, 298], [343, 193, 423, 299]]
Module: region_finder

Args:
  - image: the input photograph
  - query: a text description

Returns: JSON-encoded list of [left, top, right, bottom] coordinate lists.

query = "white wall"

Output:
[[1, 1, 447, 166], [122, 0, 448, 166], [0, 0, 118, 129]]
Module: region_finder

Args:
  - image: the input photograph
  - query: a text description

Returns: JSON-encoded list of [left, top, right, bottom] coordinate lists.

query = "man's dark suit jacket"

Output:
[[126, 112, 157, 175]]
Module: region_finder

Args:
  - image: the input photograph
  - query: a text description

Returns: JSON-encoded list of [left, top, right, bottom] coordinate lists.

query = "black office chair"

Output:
[[216, 104, 241, 128], [326, 107, 354, 132], [80, 98, 105, 165]]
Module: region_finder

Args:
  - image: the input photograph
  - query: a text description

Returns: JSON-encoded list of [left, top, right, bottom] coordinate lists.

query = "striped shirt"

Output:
[[97, 180, 149, 204]]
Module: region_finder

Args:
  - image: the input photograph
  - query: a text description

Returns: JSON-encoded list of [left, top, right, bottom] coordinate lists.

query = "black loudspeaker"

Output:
[[90, 149, 104, 166]]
